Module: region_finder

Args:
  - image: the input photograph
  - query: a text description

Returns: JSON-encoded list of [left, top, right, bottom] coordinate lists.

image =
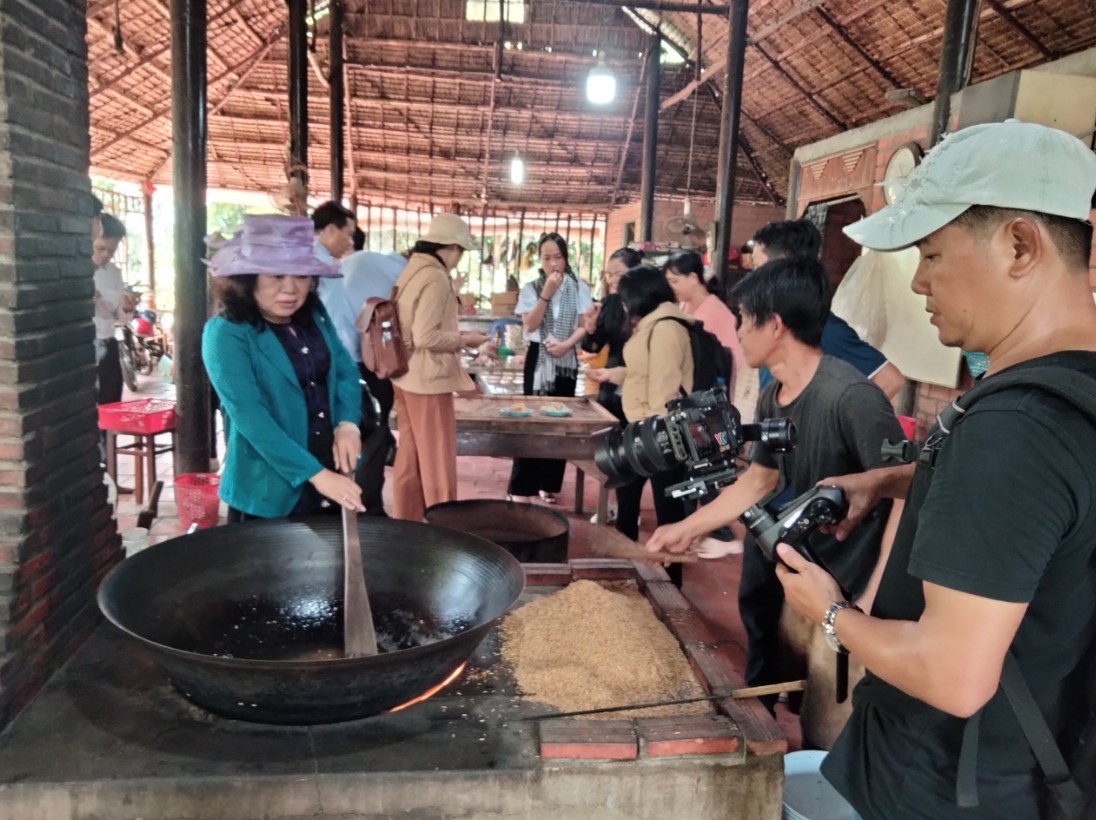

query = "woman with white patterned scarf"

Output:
[[507, 233, 592, 503]]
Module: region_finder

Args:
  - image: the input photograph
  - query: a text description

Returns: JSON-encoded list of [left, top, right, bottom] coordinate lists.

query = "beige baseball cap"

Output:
[[845, 119, 1096, 251], [421, 213, 479, 250]]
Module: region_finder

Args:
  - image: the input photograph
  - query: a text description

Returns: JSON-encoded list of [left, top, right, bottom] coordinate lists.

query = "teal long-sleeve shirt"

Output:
[[202, 307, 361, 518]]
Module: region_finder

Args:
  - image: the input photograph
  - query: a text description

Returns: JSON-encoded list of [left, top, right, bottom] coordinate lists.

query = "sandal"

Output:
[[538, 491, 558, 505]]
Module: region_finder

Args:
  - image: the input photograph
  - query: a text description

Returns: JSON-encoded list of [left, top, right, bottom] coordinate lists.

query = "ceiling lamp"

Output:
[[510, 156, 525, 185], [586, 54, 616, 105]]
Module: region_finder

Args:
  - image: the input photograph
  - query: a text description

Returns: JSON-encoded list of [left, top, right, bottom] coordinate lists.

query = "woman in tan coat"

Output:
[[391, 214, 488, 521], [587, 264, 693, 585]]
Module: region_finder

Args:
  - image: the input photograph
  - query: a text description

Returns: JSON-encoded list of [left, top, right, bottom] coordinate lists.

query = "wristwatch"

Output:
[[822, 600, 862, 654]]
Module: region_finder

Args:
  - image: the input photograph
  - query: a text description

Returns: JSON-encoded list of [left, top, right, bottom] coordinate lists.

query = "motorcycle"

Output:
[[118, 303, 167, 392]]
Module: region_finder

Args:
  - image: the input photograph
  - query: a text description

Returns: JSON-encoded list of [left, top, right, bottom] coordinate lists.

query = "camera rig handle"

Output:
[[740, 485, 849, 566], [740, 484, 854, 705]]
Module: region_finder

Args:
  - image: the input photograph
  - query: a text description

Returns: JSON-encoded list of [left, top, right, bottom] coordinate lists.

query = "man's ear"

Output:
[[1001, 216, 1043, 280], [769, 313, 788, 339]]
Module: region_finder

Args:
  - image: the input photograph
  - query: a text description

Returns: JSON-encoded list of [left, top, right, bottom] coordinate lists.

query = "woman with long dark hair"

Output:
[[202, 215, 364, 521], [578, 247, 640, 524], [507, 232, 592, 504], [586, 264, 693, 585]]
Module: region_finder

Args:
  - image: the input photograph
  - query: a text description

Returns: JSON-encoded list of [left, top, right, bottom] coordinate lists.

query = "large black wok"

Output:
[[97, 517, 524, 724]]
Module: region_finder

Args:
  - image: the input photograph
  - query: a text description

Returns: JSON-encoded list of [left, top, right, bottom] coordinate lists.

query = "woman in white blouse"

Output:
[[507, 232, 592, 504]]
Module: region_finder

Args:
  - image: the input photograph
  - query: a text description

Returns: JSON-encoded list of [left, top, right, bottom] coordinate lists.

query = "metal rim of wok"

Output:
[[424, 499, 570, 563], [96, 516, 525, 724]]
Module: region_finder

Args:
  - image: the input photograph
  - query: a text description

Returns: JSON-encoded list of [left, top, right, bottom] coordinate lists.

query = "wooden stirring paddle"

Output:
[[342, 504, 378, 657], [589, 525, 699, 564]]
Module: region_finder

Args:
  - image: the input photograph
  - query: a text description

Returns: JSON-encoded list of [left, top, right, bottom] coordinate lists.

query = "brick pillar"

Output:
[[0, 0, 117, 728]]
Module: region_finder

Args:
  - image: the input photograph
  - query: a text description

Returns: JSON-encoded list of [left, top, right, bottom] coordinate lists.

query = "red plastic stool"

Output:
[[98, 399, 177, 506]]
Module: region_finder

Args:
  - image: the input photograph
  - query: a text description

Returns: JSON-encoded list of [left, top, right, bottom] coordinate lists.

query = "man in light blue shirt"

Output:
[[313, 201, 407, 515]]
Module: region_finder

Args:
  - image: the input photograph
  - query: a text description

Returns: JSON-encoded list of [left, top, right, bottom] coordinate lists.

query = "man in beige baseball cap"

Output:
[[777, 120, 1096, 820]]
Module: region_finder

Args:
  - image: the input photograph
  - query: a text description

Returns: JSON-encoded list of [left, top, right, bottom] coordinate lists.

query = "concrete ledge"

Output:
[[0, 759, 785, 820]]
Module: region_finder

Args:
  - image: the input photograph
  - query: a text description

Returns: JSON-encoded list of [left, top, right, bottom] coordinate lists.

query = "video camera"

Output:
[[592, 386, 849, 565], [592, 386, 795, 501]]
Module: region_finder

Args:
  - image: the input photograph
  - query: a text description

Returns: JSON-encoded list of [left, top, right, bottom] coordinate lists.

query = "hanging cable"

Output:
[[113, 0, 124, 52], [309, 0, 318, 53], [684, 10, 702, 201]]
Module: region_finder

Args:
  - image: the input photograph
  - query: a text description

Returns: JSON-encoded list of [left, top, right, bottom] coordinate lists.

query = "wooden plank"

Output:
[[456, 432, 599, 460]]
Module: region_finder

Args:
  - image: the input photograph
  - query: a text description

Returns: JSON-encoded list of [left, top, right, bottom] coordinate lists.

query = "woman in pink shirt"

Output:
[[664, 250, 745, 397], [663, 249, 747, 559]]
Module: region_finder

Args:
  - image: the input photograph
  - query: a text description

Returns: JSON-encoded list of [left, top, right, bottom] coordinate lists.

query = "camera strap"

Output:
[[917, 365, 1096, 816]]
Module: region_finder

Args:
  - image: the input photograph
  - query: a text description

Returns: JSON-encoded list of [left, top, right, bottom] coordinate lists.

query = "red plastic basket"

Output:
[[175, 473, 221, 530], [98, 399, 177, 434], [898, 415, 917, 441]]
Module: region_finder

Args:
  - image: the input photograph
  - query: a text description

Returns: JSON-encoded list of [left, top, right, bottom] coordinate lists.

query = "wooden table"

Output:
[[454, 395, 616, 460], [454, 395, 616, 521]]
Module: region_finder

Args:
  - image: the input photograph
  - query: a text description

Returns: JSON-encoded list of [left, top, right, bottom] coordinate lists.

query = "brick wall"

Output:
[[603, 199, 784, 261], [911, 370, 975, 441], [0, 0, 116, 728]]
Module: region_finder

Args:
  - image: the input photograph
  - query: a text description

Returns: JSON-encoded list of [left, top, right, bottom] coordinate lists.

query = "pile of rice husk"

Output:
[[499, 580, 710, 719]]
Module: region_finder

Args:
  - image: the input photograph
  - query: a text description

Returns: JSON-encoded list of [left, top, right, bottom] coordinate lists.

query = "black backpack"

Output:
[[929, 366, 1096, 820], [650, 316, 733, 393]]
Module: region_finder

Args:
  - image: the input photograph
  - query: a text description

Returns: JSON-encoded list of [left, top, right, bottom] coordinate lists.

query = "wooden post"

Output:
[[712, 0, 749, 296], [329, 0, 345, 201], [639, 35, 661, 242], [171, 0, 212, 471], [287, 0, 309, 190]]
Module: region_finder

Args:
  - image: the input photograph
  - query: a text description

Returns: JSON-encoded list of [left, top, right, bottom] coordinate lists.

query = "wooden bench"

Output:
[[571, 459, 611, 524]]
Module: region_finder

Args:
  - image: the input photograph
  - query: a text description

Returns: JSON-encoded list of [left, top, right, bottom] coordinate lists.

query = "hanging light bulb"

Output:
[[510, 156, 525, 185], [586, 53, 616, 105]]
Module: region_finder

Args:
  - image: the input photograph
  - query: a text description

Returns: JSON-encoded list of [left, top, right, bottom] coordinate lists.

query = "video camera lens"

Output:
[[753, 417, 797, 453], [592, 417, 678, 489], [591, 386, 797, 499]]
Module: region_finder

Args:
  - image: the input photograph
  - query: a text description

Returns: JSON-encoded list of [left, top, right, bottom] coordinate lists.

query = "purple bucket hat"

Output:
[[206, 214, 341, 278]]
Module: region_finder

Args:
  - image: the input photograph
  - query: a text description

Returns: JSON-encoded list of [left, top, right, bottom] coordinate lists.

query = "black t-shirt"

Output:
[[824, 351, 1096, 820], [752, 354, 903, 598]]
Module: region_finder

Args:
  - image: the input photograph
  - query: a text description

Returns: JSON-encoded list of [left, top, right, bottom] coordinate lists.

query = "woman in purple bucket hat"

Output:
[[202, 214, 364, 520]]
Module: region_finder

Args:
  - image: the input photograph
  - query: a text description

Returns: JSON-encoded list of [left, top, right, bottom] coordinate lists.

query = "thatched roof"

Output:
[[87, 0, 1096, 213]]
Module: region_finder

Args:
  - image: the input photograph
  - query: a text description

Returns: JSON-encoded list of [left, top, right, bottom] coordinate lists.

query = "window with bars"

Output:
[[465, 0, 526, 23]]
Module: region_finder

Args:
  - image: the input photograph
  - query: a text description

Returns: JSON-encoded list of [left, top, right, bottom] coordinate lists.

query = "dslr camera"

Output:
[[592, 386, 796, 500]]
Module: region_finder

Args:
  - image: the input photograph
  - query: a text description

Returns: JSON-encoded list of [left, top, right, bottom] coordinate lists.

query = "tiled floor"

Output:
[[109, 373, 802, 750]]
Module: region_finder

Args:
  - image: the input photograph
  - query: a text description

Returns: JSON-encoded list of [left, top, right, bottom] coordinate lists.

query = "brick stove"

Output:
[[0, 559, 785, 820], [0, 0, 122, 731]]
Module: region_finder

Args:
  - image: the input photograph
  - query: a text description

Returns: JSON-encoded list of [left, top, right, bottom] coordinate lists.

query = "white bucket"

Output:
[[121, 527, 150, 558], [783, 751, 858, 820]]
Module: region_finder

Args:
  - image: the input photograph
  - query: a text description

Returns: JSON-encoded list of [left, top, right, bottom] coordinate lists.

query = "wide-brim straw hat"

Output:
[[206, 214, 341, 278], [420, 212, 479, 250]]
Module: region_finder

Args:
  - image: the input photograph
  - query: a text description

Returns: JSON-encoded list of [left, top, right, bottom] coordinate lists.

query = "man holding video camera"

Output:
[[778, 121, 1096, 820], [647, 254, 904, 745]]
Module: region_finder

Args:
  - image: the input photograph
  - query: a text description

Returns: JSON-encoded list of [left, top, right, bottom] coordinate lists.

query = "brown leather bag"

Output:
[[355, 286, 410, 379]]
